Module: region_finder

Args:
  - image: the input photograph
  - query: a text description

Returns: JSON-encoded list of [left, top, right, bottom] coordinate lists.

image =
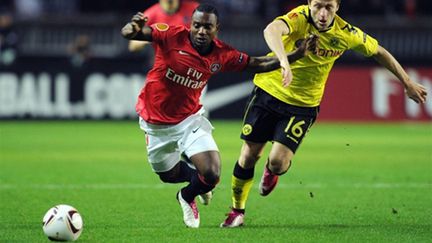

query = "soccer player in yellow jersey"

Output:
[[221, 0, 427, 227]]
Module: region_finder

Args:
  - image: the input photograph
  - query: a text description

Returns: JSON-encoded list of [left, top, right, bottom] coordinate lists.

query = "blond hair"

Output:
[[308, 0, 341, 5]]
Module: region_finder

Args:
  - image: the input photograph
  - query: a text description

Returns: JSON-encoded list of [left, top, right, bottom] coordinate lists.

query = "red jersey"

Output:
[[136, 24, 250, 124], [143, 1, 199, 26]]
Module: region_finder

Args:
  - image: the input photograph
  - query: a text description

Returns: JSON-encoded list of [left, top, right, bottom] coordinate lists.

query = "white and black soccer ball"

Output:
[[42, 204, 83, 241]]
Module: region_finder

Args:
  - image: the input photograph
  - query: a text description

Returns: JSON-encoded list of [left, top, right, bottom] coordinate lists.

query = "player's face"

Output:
[[309, 0, 339, 31], [160, 0, 180, 14], [190, 11, 219, 51]]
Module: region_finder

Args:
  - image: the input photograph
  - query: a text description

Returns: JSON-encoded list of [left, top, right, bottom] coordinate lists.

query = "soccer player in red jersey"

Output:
[[129, 0, 199, 52], [121, 4, 318, 228]]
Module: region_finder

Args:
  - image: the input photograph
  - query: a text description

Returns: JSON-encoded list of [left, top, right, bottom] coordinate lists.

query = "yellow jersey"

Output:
[[254, 5, 379, 107]]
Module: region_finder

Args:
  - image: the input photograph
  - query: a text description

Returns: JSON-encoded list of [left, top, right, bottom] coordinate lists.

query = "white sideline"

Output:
[[0, 183, 430, 190]]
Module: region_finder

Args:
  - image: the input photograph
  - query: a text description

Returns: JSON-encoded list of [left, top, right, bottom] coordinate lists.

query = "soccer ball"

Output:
[[42, 204, 83, 241]]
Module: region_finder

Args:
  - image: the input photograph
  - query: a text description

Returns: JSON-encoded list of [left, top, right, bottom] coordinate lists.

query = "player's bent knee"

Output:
[[273, 167, 289, 176], [268, 159, 291, 175], [199, 170, 220, 186]]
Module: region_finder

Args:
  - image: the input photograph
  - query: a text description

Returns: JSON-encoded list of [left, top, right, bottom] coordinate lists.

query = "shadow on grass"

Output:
[[197, 224, 353, 230], [198, 223, 432, 230], [238, 224, 359, 229]]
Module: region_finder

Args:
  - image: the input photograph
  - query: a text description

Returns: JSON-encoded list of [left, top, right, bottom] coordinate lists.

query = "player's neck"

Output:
[[189, 36, 214, 56], [196, 44, 214, 56]]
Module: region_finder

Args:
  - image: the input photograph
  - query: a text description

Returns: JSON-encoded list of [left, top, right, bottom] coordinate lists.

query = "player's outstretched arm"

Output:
[[128, 40, 150, 52], [264, 20, 293, 87], [373, 45, 427, 104], [121, 12, 152, 41], [245, 34, 318, 73]]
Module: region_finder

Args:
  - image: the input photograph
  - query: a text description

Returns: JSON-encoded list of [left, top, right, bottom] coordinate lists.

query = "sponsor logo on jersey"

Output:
[[210, 63, 221, 73], [295, 38, 344, 58], [316, 48, 344, 57], [165, 67, 206, 89], [155, 23, 169, 32], [242, 124, 253, 136]]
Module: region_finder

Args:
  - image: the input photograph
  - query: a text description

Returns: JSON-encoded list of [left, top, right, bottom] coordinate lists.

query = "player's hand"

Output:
[[299, 34, 319, 57], [297, 34, 319, 57], [130, 12, 148, 33], [122, 12, 148, 39], [405, 81, 427, 104], [306, 34, 319, 55], [281, 61, 293, 87]]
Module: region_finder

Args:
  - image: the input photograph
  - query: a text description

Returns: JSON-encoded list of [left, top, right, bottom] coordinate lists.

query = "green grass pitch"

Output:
[[0, 121, 431, 242]]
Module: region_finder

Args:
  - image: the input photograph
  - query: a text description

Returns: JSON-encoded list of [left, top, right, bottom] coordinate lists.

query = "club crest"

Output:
[[210, 63, 221, 73], [242, 124, 253, 136], [330, 37, 340, 47]]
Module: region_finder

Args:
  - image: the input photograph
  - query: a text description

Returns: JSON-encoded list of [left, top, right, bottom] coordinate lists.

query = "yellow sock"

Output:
[[231, 175, 253, 210]]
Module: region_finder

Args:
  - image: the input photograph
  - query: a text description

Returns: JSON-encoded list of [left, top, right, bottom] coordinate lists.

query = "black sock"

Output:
[[233, 208, 245, 214], [176, 161, 194, 182], [181, 172, 215, 203], [233, 161, 255, 180], [157, 161, 195, 183]]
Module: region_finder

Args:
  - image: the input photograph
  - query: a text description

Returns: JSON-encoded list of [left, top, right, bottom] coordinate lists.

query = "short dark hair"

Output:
[[193, 4, 219, 23]]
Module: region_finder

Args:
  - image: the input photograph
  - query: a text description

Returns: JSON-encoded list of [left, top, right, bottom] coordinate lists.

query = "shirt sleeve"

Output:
[[220, 47, 250, 72], [275, 6, 308, 35], [150, 24, 182, 47], [348, 26, 379, 57]]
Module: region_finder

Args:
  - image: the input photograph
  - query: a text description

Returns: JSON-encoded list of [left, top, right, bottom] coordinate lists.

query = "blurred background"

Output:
[[0, 0, 431, 121]]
